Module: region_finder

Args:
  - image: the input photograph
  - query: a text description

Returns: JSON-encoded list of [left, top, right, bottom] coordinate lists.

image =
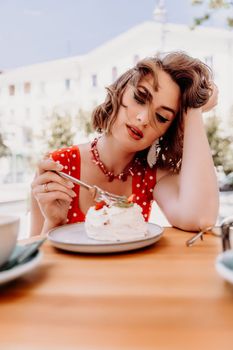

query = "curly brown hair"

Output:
[[92, 51, 212, 172]]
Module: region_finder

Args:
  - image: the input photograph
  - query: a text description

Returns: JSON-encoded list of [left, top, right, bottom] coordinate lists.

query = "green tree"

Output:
[[47, 112, 75, 150], [192, 0, 233, 28], [205, 115, 233, 174], [0, 133, 11, 157], [75, 108, 93, 136]]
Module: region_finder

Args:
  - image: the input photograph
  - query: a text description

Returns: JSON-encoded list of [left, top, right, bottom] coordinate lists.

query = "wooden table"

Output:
[[0, 227, 233, 350]]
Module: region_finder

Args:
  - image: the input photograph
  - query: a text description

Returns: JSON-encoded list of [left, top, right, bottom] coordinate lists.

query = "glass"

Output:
[[220, 216, 233, 251], [186, 216, 233, 251]]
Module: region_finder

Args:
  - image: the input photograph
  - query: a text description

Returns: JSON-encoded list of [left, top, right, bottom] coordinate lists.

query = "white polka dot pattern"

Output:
[[50, 145, 157, 224]]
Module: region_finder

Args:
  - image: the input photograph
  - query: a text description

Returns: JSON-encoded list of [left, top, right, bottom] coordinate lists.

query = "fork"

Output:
[[185, 226, 213, 247], [54, 171, 128, 206]]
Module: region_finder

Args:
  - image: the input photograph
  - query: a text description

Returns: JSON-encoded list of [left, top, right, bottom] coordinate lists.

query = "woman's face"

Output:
[[111, 69, 181, 153]]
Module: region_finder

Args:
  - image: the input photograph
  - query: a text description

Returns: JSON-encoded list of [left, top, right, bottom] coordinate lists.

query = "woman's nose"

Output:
[[136, 108, 149, 126]]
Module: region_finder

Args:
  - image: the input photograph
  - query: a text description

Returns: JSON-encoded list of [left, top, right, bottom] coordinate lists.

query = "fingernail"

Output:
[[56, 163, 63, 170], [67, 182, 74, 188]]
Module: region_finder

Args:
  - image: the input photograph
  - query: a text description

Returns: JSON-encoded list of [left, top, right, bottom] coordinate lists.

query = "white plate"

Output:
[[48, 222, 164, 253], [0, 251, 42, 286], [215, 249, 233, 284]]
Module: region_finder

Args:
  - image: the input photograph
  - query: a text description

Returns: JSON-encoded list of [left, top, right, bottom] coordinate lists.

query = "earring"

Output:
[[147, 138, 161, 168]]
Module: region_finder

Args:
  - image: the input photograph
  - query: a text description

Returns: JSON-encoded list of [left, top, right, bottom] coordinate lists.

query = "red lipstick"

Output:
[[126, 125, 144, 140]]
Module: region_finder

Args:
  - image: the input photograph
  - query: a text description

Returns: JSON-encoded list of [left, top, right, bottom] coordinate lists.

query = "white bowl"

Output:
[[0, 215, 20, 267]]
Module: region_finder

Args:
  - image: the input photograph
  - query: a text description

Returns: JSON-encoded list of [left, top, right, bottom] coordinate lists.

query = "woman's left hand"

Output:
[[202, 82, 219, 113]]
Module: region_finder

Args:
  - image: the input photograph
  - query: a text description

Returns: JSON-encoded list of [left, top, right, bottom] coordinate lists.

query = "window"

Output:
[[112, 66, 118, 82], [65, 79, 70, 91], [23, 126, 32, 143], [9, 85, 15, 96], [24, 82, 31, 94], [91, 74, 97, 87]]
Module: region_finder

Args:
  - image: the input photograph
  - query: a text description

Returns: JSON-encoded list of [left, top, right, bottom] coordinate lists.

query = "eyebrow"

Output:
[[137, 85, 152, 99], [161, 106, 176, 117]]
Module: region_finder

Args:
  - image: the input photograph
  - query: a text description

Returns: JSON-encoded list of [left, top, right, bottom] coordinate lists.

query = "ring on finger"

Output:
[[43, 183, 49, 193]]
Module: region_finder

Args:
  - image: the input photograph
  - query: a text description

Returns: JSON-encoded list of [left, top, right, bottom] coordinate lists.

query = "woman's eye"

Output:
[[133, 91, 146, 105], [156, 113, 169, 123]]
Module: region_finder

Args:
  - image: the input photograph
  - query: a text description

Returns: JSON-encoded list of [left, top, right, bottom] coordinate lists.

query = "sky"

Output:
[[0, 0, 232, 70]]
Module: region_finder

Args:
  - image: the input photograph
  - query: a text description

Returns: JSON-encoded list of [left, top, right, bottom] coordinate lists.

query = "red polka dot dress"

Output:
[[51, 145, 157, 223]]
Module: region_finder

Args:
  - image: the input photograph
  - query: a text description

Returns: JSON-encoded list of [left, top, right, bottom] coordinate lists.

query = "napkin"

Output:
[[0, 238, 46, 272]]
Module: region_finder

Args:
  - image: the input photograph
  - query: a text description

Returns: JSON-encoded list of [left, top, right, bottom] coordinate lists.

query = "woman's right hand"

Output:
[[31, 158, 76, 229], [202, 82, 219, 113]]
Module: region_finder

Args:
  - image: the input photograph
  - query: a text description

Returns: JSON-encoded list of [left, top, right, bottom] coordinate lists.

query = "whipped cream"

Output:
[[85, 203, 148, 242]]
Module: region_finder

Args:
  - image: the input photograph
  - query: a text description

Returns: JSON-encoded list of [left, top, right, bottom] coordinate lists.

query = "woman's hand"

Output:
[[31, 158, 76, 229], [202, 82, 219, 113]]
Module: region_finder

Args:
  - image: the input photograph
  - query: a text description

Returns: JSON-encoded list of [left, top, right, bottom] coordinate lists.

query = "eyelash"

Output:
[[156, 113, 169, 124], [133, 91, 147, 105]]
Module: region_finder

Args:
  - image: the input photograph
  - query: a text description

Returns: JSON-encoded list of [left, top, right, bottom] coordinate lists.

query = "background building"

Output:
[[0, 13, 233, 182]]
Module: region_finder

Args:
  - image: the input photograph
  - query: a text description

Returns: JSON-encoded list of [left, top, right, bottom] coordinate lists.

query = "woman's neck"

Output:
[[95, 134, 136, 175]]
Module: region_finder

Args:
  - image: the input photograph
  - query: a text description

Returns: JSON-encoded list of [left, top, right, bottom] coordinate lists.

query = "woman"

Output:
[[30, 51, 219, 235]]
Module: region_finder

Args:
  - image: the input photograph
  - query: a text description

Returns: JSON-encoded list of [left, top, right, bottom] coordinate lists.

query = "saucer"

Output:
[[0, 249, 42, 285], [48, 222, 164, 253]]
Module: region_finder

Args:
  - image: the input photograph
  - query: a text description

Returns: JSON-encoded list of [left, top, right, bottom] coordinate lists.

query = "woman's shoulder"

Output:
[[50, 145, 80, 161], [50, 143, 90, 160]]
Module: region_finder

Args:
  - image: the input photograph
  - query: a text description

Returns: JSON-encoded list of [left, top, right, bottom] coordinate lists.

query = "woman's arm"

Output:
[[30, 188, 63, 236], [30, 190, 45, 236], [30, 159, 76, 236], [154, 108, 219, 231]]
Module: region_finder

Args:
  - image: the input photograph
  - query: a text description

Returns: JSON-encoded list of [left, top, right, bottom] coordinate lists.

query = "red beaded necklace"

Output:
[[90, 138, 139, 182]]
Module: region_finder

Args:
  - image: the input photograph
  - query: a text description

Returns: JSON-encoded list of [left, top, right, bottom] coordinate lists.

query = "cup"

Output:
[[0, 215, 20, 267]]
